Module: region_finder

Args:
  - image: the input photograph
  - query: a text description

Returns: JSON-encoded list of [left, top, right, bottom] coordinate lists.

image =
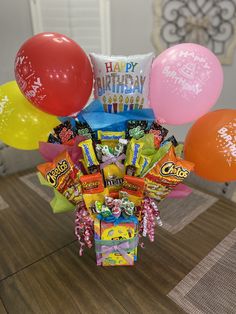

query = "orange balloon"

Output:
[[184, 109, 236, 182]]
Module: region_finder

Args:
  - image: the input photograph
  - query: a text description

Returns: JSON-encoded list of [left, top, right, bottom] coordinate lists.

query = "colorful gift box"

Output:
[[94, 216, 139, 266]]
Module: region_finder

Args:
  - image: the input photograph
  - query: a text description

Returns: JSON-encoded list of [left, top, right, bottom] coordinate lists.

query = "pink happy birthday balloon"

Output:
[[150, 43, 223, 125]]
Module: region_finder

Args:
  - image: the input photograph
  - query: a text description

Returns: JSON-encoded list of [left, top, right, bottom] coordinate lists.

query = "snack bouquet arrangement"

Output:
[[36, 100, 194, 266], [1, 32, 235, 267]]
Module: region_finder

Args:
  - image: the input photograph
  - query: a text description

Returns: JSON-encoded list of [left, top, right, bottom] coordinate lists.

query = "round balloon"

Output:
[[14, 32, 93, 116], [150, 43, 223, 125], [0, 81, 60, 150], [184, 109, 236, 182]]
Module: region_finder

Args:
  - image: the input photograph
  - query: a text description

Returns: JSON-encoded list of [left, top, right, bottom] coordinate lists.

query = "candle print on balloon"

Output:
[[90, 53, 154, 113]]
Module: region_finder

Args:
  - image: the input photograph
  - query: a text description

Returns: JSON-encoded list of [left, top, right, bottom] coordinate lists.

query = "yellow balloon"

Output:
[[0, 81, 60, 150]]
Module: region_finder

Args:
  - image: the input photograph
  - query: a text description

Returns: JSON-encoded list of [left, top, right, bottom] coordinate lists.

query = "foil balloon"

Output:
[[0, 81, 60, 150], [184, 109, 236, 182], [89, 52, 154, 113], [150, 43, 223, 125], [14, 32, 93, 117]]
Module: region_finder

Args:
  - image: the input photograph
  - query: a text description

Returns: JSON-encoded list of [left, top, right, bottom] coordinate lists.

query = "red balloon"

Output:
[[14, 32, 93, 116]]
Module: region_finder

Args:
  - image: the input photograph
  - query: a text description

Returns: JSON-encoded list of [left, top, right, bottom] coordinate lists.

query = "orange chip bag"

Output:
[[37, 151, 83, 205], [144, 146, 194, 202], [80, 173, 104, 194], [121, 175, 145, 198]]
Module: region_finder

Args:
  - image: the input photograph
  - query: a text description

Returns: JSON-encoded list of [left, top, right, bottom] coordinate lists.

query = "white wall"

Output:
[[110, 0, 236, 140], [0, 0, 33, 84], [110, 0, 153, 55]]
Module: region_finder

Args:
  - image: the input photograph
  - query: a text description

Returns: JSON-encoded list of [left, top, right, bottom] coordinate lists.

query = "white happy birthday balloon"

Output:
[[89, 52, 154, 113]]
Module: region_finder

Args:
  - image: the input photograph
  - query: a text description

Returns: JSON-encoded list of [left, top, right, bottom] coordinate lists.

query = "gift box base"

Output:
[[94, 217, 138, 267]]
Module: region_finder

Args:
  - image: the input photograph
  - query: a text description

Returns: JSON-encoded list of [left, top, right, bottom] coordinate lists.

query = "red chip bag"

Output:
[[37, 150, 83, 205]]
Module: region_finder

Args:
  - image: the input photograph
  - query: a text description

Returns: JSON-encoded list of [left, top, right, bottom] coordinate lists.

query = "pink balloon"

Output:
[[150, 43, 223, 125]]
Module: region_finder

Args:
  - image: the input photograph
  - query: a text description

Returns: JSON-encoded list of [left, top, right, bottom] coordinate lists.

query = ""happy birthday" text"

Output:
[[218, 127, 236, 157]]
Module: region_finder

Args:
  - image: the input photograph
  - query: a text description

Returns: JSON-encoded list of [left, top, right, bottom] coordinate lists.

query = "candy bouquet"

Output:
[[1, 33, 228, 267], [37, 100, 194, 266]]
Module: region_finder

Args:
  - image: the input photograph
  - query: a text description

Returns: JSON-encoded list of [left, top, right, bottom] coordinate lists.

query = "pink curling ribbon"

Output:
[[140, 197, 161, 242], [75, 202, 94, 256], [100, 153, 126, 170], [142, 212, 148, 237], [96, 237, 138, 265]]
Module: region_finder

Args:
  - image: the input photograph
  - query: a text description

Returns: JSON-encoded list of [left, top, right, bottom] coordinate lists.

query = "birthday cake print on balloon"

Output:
[[90, 53, 154, 113]]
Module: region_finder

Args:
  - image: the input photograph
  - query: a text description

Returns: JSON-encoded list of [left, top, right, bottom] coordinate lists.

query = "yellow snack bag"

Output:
[[78, 139, 99, 171], [83, 188, 110, 218], [98, 131, 125, 149], [125, 138, 144, 175], [103, 164, 124, 193]]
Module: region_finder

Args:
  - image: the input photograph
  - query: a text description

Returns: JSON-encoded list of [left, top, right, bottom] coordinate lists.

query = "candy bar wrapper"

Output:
[[97, 130, 125, 149], [94, 216, 139, 266], [144, 146, 194, 202], [74, 120, 95, 139], [52, 121, 76, 144], [121, 175, 145, 198], [83, 188, 110, 218], [127, 120, 148, 139], [78, 139, 100, 173], [125, 138, 144, 175], [80, 173, 104, 194], [48, 134, 61, 144], [103, 164, 124, 193], [90, 53, 154, 113], [149, 122, 169, 148]]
